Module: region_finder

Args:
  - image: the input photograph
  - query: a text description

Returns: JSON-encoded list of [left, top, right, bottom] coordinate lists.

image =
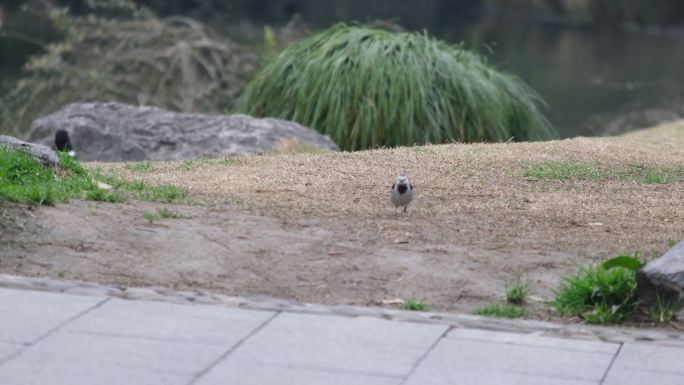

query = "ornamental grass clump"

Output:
[[244, 24, 555, 150]]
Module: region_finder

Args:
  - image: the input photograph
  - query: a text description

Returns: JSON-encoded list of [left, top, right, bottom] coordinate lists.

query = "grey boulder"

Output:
[[0, 135, 59, 167], [637, 241, 684, 304], [29, 102, 338, 162]]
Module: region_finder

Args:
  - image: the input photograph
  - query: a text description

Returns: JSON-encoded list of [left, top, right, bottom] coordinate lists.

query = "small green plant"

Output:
[[523, 161, 603, 181], [475, 304, 526, 318], [667, 239, 678, 248], [650, 294, 679, 323], [143, 208, 183, 223], [506, 278, 530, 305], [400, 299, 430, 311], [139, 184, 187, 203], [86, 189, 126, 203], [554, 257, 641, 324], [157, 208, 182, 218], [142, 211, 160, 223], [126, 161, 156, 173]]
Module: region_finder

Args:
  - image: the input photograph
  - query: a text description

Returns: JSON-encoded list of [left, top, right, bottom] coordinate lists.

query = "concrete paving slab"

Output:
[[603, 369, 684, 385], [404, 367, 597, 385], [3, 283, 684, 385], [0, 342, 22, 362], [602, 343, 684, 385], [196, 359, 401, 385], [225, 312, 447, 377], [405, 336, 613, 385], [62, 298, 275, 346], [0, 288, 103, 344], [446, 328, 618, 354], [609, 342, 684, 374], [0, 331, 224, 385]]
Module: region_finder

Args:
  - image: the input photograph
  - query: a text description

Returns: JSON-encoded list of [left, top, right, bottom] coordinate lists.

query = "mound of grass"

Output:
[[1, 147, 189, 206], [475, 304, 526, 318], [0, 147, 97, 205], [554, 264, 639, 324], [244, 24, 555, 150]]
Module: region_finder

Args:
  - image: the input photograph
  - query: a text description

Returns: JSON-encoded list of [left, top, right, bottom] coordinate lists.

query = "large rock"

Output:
[[0, 135, 59, 167], [29, 102, 338, 162], [637, 241, 684, 304]]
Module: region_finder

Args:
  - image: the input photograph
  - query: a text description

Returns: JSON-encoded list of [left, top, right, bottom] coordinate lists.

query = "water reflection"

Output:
[[443, 17, 684, 137]]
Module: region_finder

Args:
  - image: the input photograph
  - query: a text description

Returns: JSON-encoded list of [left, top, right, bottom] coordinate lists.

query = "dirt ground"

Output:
[[1, 121, 683, 324]]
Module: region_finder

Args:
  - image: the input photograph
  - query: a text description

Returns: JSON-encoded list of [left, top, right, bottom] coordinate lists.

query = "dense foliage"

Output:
[[244, 24, 555, 150], [0, 2, 256, 138]]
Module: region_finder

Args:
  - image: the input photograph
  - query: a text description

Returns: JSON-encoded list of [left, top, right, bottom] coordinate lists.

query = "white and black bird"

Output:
[[391, 175, 413, 214], [54, 129, 76, 157]]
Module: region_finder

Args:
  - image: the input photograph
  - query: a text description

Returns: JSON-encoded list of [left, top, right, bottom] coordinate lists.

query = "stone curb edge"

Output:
[[1, 274, 683, 347]]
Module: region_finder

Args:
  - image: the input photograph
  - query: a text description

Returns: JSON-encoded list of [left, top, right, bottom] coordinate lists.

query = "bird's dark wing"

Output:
[[391, 183, 395, 190]]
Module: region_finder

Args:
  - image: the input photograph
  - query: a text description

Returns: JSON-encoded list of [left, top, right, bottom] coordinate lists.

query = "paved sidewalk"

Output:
[[1, 286, 684, 385]]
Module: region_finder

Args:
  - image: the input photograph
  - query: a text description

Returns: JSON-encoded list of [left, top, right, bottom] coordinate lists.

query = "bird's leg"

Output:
[[403, 205, 408, 213], [395, 205, 398, 215]]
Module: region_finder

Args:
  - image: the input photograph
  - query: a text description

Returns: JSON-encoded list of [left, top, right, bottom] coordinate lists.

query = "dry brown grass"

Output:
[[93, 121, 683, 222]]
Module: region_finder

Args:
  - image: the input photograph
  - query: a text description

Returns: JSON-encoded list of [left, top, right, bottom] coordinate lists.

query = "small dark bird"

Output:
[[54, 130, 75, 157], [391, 175, 414, 214]]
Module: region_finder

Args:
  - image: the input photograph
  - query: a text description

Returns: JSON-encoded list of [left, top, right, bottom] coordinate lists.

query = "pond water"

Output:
[[441, 17, 684, 138], [2, 3, 683, 138]]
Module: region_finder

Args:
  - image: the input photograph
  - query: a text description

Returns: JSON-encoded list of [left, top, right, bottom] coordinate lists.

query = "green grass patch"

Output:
[[400, 299, 430, 311], [91, 173, 189, 204], [142, 211, 160, 223], [143, 209, 182, 223], [0, 147, 98, 205], [637, 169, 676, 185], [85, 189, 126, 203], [523, 161, 604, 181], [138, 184, 187, 203], [554, 263, 639, 325], [125, 161, 156, 173], [523, 161, 681, 184], [158, 208, 183, 218], [475, 304, 526, 318], [619, 163, 681, 185], [245, 24, 555, 150], [0, 148, 189, 207], [179, 157, 240, 171]]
